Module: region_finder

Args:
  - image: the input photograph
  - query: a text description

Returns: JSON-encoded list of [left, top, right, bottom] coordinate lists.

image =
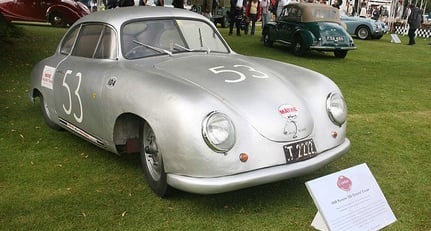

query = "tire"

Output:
[[263, 31, 273, 47], [39, 95, 62, 131], [334, 50, 348, 58], [292, 36, 308, 57], [140, 123, 171, 197], [49, 12, 67, 27], [355, 26, 370, 40]]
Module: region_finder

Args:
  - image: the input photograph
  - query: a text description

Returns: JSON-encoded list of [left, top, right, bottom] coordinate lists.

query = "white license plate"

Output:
[[326, 36, 344, 41], [283, 139, 317, 164]]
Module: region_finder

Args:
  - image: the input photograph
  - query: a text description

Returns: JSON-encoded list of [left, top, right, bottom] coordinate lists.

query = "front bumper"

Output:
[[167, 138, 351, 194]]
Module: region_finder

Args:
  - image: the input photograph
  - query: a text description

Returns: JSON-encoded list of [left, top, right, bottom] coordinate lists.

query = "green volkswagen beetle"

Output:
[[263, 3, 356, 58]]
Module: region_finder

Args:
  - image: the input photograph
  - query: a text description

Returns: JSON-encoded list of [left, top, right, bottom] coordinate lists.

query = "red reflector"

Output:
[[239, 153, 248, 162]]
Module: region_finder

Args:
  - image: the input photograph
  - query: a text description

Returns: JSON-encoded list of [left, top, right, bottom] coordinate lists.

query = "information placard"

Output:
[[305, 163, 396, 231], [390, 34, 402, 43]]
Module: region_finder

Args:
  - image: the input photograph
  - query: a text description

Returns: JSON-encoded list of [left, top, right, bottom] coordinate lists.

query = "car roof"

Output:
[[284, 3, 340, 23], [73, 6, 210, 28]]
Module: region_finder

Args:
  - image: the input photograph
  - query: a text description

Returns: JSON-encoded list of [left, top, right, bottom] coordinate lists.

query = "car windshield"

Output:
[[122, 19, 229, 59]]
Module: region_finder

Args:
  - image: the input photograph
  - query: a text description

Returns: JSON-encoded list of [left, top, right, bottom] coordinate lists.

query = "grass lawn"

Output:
[[0, 23, 430, 230]]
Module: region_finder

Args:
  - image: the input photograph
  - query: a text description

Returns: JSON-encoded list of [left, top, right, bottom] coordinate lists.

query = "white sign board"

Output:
[[305, 163, 397, 231], [390, 34, 402, 43]]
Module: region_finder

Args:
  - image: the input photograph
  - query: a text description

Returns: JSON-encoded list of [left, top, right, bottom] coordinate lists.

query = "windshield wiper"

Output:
[[174, 43, 192, 52], [132, 40, 172, 56]]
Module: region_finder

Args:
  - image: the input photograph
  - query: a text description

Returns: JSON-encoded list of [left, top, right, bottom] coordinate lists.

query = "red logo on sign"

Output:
[[337, 175, 352, 192]]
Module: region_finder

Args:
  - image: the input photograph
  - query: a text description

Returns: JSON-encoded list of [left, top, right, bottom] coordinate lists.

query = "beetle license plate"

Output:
[[283, 139, 317, 164]]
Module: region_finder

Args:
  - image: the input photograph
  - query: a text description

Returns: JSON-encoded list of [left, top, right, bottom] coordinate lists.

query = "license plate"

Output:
[[326, 36, 344, 41], [283, 139, 317, 164]]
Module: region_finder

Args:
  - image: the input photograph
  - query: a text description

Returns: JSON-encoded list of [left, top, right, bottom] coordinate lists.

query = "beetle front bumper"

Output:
[[167, 138, 351, 194]]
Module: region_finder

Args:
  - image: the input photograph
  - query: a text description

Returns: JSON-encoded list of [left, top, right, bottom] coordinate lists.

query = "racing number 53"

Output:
[[209, 65, 269, 83], [62, 70, 83, 123]]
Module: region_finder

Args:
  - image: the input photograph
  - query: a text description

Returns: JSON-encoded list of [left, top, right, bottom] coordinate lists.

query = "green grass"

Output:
[[1, 24, 430, 230]]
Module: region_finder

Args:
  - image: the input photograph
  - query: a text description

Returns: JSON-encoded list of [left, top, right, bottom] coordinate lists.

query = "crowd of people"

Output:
[[79, 0, 429, 45]]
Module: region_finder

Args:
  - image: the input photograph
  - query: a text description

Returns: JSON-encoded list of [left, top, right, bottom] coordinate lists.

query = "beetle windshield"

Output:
[[122, 19, 229, 59]]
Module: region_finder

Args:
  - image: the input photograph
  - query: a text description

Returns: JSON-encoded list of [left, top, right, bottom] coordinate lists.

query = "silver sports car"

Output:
[[30, 7, 350, 197]]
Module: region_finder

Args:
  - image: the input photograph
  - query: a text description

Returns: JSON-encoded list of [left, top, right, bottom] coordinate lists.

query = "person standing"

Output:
[[229, 0, 246, 36], [202, 0, 214, 19], [139, 0, 147, 5], [407, 4, 423, 45], [245, 0, 261, 36], [173, 0, 184, 8], [260, 0, 270, 29]]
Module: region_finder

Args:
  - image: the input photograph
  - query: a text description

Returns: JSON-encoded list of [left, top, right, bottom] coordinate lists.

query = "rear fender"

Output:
[[294, 29, 315, 47]]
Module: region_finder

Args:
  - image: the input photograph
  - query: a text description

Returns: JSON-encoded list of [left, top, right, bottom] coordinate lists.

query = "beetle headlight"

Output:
[[202, 112, 236, 153], [326, 92, 347, 126]]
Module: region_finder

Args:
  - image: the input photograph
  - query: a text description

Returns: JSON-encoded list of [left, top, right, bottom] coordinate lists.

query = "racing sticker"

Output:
[[278, 104, 299, 138], [41, 65, 56, 89]]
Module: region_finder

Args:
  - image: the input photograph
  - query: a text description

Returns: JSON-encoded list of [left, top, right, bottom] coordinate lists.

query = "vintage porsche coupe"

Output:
[[262, 3, 356, 58], [30, 7, 350, 197]]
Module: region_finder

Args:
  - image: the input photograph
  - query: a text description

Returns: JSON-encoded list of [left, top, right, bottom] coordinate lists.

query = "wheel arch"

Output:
[[113, 112, 146, 155], [355, 24, 371, 39], [294, 29, 315, 47]]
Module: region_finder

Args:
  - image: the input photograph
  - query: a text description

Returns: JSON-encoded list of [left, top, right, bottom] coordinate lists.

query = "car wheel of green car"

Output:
[[263, 32, 273, 47], [140, 122, 172, 197], [292, 36, 307, 57], [334, 50, 348, 58]]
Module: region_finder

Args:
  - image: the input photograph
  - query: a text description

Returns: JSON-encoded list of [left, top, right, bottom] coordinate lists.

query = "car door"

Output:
[[53, 23, 118, 145], [276, 6, 300, 45]]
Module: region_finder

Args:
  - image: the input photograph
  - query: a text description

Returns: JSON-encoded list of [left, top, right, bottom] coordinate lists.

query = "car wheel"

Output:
[[334, 50, 348, 58], [39, 95, 62, 131], [140, 123, 171, 197], [356, 26, 370, 40], [292, 36, 307, 57], [49, 12, 67, 27], [263, 31, 273, 47]]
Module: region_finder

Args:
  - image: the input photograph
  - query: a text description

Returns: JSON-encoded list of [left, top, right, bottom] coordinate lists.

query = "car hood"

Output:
[[153, 53, 314, 142]]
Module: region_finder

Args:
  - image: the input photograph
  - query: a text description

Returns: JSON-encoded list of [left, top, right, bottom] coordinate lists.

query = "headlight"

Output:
[[202, 111, 236, 153], [326, 92, 347, 126]]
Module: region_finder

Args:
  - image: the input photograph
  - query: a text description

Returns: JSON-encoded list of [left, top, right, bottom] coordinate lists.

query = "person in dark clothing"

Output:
[[229, 0, 246, 36], [173, 0, 184, 8], [407, 4, 423, 45], [106, 0, 117, 8], [139, 0, 147, 5], [118, 0, 135, 7]]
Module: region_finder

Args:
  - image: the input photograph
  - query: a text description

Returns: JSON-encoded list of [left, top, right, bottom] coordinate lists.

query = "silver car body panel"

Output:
[[30, 7, 350, 193]]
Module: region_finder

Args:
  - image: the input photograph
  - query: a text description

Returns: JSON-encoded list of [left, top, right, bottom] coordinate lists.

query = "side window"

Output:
[[94, 27, 118, 59], [73, 24, 104, 58], [287, 7, 302, 22], [60, 26, 79, 55]]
